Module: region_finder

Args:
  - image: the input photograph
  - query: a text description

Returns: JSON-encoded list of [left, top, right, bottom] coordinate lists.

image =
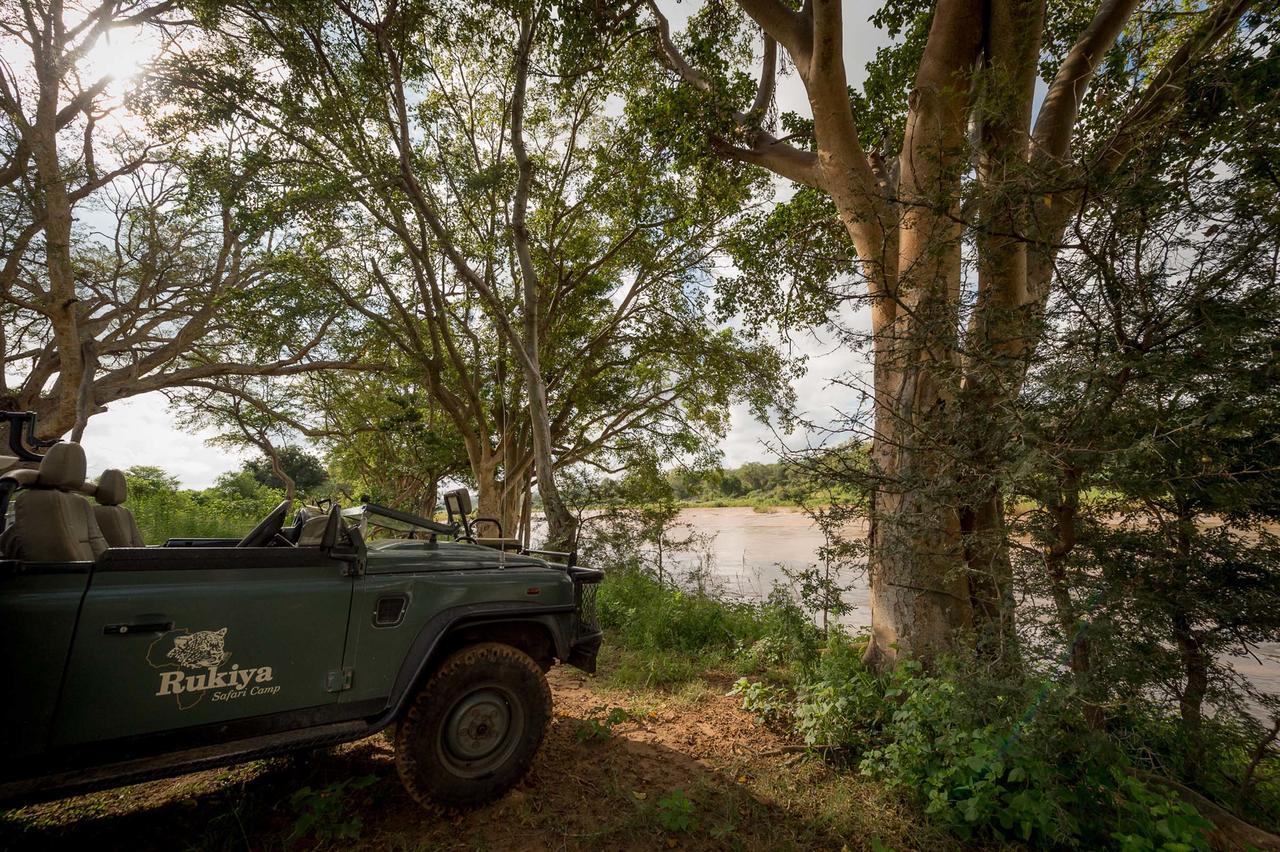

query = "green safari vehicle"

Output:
[[0, 411, 602, 809]]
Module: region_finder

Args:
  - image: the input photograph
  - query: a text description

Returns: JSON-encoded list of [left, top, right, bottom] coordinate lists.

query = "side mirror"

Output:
[[444, 488, 472, 518], [444, 488, 475, 541]]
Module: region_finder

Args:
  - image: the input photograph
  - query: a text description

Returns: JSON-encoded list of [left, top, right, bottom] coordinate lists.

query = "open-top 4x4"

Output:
[[0, 412, 602, 808]]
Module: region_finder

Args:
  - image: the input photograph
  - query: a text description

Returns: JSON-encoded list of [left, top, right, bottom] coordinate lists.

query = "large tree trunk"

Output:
[[862, 0, 982, 668], [865, 464, 974, 668], [472, 449, 520, 534], [510, 8, 577, 554], [30, 48, 82, 439]]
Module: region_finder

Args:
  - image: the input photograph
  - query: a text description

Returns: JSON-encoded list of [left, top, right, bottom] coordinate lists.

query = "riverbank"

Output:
[[0, 654, 936, 851], [6, 553, 1275, 850]]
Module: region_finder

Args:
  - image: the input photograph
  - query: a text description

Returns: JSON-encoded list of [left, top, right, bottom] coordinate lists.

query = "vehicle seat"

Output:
[[285, 508, 309, 544], [297, 515, 329, 546], [0, 443, 107, 561], [93, 469, 144, 548]]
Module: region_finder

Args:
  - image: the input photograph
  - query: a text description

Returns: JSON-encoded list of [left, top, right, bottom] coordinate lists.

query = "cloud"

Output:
[[79, 395, 248, 488], [723, 300, 874, 467]]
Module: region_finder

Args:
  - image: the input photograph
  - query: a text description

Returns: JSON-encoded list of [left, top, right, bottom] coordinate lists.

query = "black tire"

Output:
[[394, 642, 552, 809]]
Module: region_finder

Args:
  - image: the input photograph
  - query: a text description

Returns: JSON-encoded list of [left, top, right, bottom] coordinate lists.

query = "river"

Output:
[[655, 506, 1280, 698]]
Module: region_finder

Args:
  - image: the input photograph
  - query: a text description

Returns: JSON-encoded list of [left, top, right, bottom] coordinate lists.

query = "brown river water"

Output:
[[651, 507, 1280, 699]]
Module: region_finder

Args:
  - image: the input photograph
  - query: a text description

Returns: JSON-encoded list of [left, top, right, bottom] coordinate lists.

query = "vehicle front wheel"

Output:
[[394, 642, 552, 809]]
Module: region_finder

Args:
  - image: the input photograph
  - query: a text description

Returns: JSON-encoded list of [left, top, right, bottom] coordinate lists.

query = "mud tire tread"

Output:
[[394, 642, 551, 809]]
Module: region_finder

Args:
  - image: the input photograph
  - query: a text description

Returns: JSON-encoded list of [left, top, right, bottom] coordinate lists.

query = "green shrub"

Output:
[[731, 677, 792, 727], [727, 642, 1215, 849], [656, 789, 697, 832], [597, 564, 770, 656], [120, 467, 286, 544], [595, 564, 827, 688], [792, 635, 889, 750]]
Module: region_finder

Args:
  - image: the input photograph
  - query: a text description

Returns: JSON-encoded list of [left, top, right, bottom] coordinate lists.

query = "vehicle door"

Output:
[[0, 560, 91, 762], [50, 545, 355, 748]]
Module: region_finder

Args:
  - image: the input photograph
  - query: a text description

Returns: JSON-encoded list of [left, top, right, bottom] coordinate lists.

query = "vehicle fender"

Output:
[[379, 601, 573, 724]]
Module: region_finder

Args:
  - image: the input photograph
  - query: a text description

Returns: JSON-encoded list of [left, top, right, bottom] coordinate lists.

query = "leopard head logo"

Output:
[[167, 628, 230, 669]]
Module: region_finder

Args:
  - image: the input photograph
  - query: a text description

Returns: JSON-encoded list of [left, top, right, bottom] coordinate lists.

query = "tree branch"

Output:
[[648, 0, 822, 188], [1031, 0, 1143, 164], [736, 0, 812, 68]]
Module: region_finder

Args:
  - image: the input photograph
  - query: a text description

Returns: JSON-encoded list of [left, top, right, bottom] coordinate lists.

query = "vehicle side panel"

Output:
[[339, 564, 574, 707], [0, 563, 90, 759], [52, 558, 353, 746]]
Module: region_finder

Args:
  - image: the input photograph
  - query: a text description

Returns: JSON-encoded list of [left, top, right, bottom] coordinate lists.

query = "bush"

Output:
[[598, 564, 768, 653], [738, 646, 1213, 849], [595, 563, 825, 688], [793, 634, 889, 751], [120, 466, 286, 544]]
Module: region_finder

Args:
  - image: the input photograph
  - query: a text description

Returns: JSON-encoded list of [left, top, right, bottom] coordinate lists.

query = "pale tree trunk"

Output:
[[472, 449, 512, 532], [854, 0, 982, 667], [510, 8, 577, 553], [474, 455, 528, 536], [652, 0, 1252, 668]]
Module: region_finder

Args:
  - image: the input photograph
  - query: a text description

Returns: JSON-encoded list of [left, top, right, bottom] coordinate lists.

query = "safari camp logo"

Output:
[[147, 627, 279, 709]]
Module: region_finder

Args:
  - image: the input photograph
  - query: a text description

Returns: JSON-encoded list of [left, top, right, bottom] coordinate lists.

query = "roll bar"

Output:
[[0, 411, 59, 462]]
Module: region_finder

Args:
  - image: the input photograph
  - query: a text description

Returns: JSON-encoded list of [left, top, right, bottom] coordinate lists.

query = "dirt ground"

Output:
[[0, 667, 935, 851]]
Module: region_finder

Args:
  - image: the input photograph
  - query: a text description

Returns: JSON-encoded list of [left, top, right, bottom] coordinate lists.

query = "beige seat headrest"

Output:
[[95, 469, 128, 506], [37, 443, 87, 491], [2, 468, 38, 487]]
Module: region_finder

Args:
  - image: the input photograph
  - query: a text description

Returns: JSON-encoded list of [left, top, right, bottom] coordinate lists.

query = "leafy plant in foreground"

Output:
[[287, 775, 379, 846], [656, 789, 698, 833]]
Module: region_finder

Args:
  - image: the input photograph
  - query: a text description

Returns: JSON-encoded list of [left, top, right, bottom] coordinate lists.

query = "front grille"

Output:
[[575, 581, 600, 633]]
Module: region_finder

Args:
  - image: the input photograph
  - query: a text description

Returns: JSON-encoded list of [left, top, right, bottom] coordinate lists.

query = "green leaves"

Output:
[[656, 788, 698, 833], [287, 775, 380, 847]]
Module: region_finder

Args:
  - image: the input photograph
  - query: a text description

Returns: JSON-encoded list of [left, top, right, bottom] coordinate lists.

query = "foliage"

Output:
[[166, 0, 795, 542], [597, 564, 765, 668], [1003, 16, 1280, 818], [663, 450, 864, 507], [242, 446, 328, 495], [656, 789, 698, 833], [317, 369, 470, 517], [0, 3, 354, 439], [575, 706, 632, 744], [286, 775, 379, 847], [732, 648, 1214, 849], [117, 466, 284, 544], [792, 636, 891, 751], [730, 677, 792, 728]]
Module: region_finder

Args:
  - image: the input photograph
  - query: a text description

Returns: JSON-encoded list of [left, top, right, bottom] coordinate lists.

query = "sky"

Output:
[[70, 3, 893, 488]]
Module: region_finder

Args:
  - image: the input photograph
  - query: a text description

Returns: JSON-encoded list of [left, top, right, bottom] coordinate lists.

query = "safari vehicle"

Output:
[[0, 411, 602, 809]]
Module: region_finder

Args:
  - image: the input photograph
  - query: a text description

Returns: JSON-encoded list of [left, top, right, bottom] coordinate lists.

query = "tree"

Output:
[[312, 366, 471, 520], [122, 463, 178, 496], [178, 374, 326, 501], [643, 0, 1264, 665], [1011, 43, 1280, 781], [0, 2, 356, 441], [243, 446, 327, 497], [171, 0, 792, 549]]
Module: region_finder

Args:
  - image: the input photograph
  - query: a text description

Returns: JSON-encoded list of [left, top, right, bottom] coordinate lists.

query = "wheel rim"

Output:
[[438, 685, 524, 778]]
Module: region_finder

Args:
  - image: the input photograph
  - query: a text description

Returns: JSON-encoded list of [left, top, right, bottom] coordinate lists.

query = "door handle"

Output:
[[103, 621, 173, 635]]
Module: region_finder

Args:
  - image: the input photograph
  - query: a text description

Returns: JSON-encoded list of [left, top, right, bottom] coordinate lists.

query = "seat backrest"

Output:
[[0, 443, 107, 561], [93, 468, 144, 548], [296, 514, 329, 546]]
